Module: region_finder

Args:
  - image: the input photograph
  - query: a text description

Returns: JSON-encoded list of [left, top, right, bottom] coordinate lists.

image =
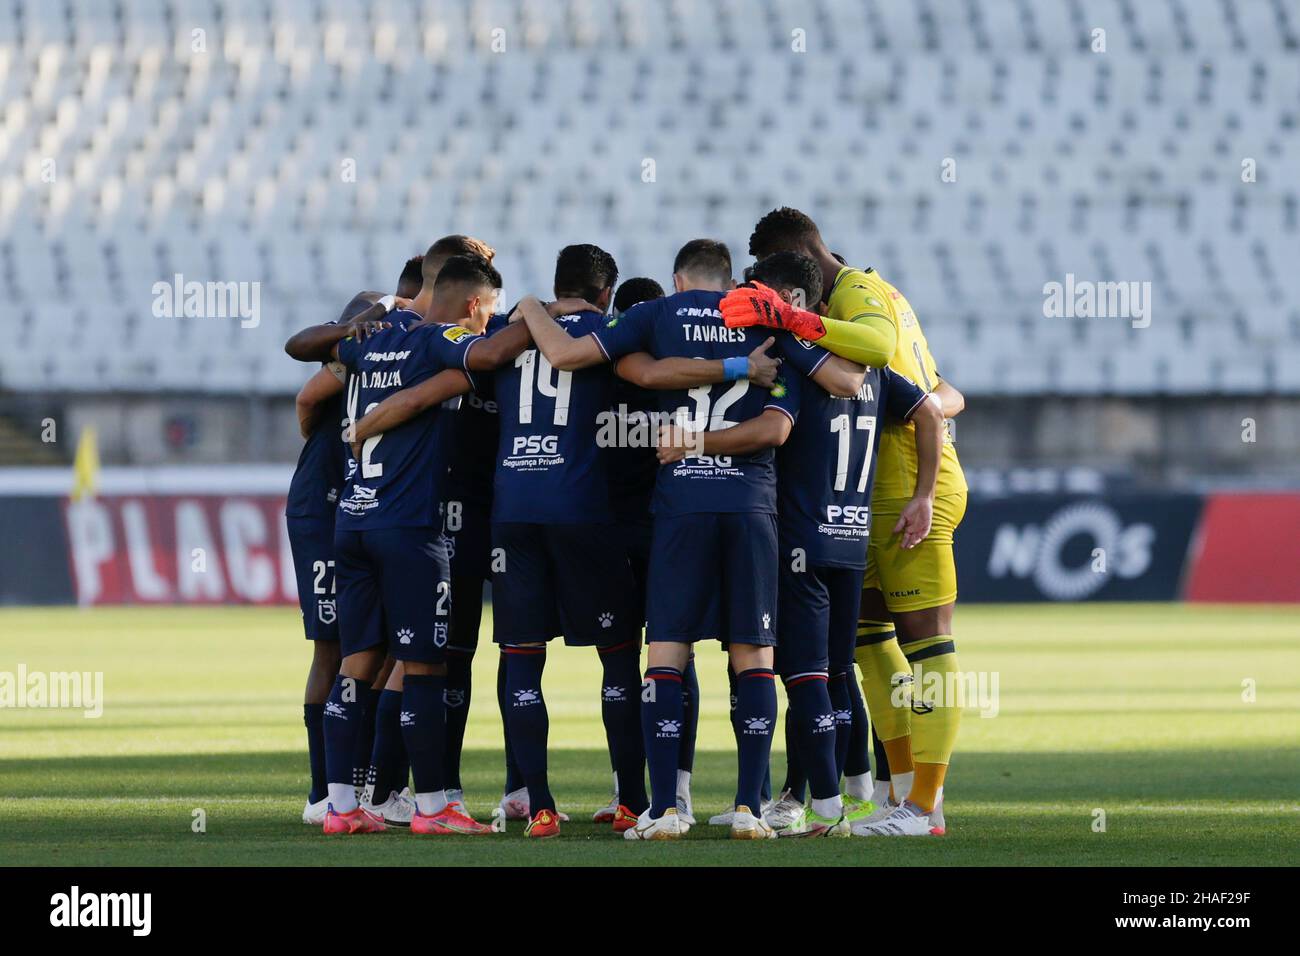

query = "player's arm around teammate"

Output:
[[516, 295, 780, 393], [719, 279, 898, 369], [348, 297, 602, 445], [283, 296, 403, 361], [933, 379, 964, 418], [655, 406, 793, 463], [295, 364, 345, 438], [893, 395, 942, 550], [615, 336, 782, 389]]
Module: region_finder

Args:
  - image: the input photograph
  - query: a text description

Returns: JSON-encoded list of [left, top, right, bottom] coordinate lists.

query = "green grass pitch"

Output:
[[0, 603, 1296, 866]]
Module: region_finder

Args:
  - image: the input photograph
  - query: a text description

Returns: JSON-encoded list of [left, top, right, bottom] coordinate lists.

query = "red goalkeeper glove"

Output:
[[719, 282, 827, 341]]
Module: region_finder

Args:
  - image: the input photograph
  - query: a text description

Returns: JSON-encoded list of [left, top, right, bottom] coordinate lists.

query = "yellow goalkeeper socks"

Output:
[[854, 627, 912, 740], [854, 624, 915, 800], [910, 764, 948, 814], [900, 634, 962, 813]]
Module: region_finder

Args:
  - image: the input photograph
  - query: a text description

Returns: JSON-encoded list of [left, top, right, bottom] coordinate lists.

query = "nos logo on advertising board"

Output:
[[955, 495, 1204, 603]]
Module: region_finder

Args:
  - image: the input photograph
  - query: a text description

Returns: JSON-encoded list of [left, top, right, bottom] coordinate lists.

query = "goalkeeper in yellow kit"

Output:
[[721, 207, 967, 837]]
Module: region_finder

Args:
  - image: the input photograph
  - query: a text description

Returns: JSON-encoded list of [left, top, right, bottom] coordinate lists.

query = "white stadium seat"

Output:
[[0, 0, 1296, 394]]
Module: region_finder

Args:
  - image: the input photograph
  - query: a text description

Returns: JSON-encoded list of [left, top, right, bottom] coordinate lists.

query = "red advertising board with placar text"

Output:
[[61, 496, 297, 606]]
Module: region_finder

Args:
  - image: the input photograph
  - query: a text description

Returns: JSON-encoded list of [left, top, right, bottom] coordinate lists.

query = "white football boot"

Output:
[[302, 796, 331, 825], [851, 793, 900, 833], [854, 800, 934, 837], [675, 770, 696, 826], [778, 806, 851, 838], [870, 779, 893, 807], [499, 787, 530, 820], [709, 797, 774, 826], [498, 787, 569, 822], [676, 794, 696, 828], [593, 773, 620, 823], [763, 789, 806, 832], [365, 787, 415, 827], [623, 806, 682, 841], [928, 787, 946, 836], [730, 805, 777, 840]]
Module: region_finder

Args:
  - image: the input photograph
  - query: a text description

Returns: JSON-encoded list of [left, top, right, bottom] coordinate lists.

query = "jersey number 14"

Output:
[[515, 350, 572, 426]]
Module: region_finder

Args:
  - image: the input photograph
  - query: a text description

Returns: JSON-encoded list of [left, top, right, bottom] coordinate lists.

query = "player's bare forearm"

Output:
[[284, 322, 353, 363], [466, 320, 531, 371], [295, 394, 316, 439], [619, 336, 780, 390], [934, 379, 965, 417], [657, 408, 792, 463], [516, 296, 605, 370], [812, 353, 867, 398], [285, 301, 391, 363], [617, 353, 725, 389], [814, 315, 897, 369], [890, 400, 942, 549], [295, 366, 344, 438], [910, 398, 943, 501], [621, 340, 780, 392], [352, 370, 472, 443]]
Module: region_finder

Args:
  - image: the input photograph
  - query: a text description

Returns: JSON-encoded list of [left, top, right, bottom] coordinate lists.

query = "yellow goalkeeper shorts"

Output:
[[863, 491, 967, 613]]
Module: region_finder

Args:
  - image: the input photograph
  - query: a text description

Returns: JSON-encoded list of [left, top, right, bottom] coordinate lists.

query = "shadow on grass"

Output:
[[2, 747, 1297, 802], [1, 748, 1295, 867]]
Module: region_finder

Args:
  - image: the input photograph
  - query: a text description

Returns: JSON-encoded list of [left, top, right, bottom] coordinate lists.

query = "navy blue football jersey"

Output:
[[285, 363, 348, 520], [606, 374, 658, 523], [334, 311, 481, 531], [591, 289, 801, 517], [441, 313, 508, 510], [776, 356, 927, 568], [492, 309, 615, 524]]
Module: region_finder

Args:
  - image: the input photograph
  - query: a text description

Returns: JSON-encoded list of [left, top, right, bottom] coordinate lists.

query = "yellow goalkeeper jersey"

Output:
[[826, 266, 967, 501]]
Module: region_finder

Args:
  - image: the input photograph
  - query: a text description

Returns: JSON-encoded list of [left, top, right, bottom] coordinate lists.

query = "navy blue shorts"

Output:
[[444, 498, 493, 653], [491, 522, 636, 647], [775, 560, 866, 678], [287, 515, 338, 641], [646, 512, 779, 646], [334, 525, 451, 663], [619, 515, 653, 631]]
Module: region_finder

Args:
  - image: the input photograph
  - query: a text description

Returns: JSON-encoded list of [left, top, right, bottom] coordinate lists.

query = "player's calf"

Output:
[[641, 658, 688, 821]]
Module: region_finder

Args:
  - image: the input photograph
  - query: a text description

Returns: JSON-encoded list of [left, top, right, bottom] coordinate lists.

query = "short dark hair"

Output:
[[434, 254, 502, 294], [749, 252, 823, 306], [423, 235, 495, 284], [748, 207, 821, 259], [554, 244, 618, 303], [338, 291, 383, 324], [613, 277, 666, 313], [672, 239, 732, 284], [396, 256, 424, 298]]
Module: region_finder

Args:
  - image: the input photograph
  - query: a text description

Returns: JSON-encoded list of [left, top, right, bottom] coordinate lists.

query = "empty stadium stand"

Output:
[[2, 0, 1297, 395]]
